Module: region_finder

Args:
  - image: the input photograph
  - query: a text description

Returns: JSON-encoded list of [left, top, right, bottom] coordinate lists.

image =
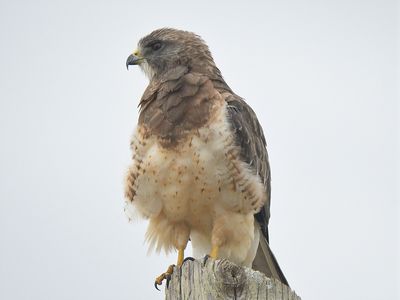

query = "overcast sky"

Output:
[[0, 1, 398, 299]]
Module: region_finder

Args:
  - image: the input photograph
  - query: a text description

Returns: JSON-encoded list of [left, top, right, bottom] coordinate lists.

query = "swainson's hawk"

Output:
[[124, 28, 288, 289]]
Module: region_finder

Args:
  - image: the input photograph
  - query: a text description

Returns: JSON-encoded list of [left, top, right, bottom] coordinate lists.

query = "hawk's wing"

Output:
[[225, 94, 289, 286], [225, 94, 271, 237]]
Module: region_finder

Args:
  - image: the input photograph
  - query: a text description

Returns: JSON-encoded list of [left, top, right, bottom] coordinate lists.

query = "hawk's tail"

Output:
[[252, 228, 289, 286]]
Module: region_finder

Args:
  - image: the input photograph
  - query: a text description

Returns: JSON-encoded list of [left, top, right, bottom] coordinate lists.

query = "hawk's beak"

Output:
[[126, 50, 143, 69]]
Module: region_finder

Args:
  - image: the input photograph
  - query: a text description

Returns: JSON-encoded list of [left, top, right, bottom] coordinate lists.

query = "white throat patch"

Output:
[[140, 61, 156, 81]]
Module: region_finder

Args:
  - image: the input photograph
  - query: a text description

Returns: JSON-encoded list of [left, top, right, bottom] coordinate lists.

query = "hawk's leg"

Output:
[[177, 247, 185, 266], [208, 217, 225, 261], [201, 246, 219, 266], [154, 223, 190, 290], [210, 245, 220, 259], [207, 212, 254, 264]]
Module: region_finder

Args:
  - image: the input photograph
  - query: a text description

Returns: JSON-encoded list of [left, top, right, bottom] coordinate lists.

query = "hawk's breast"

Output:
[[126, 101, 266, 233]]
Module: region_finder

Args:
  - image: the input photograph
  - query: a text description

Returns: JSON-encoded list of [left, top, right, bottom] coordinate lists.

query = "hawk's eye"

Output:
[[151, 42, 162, 51]]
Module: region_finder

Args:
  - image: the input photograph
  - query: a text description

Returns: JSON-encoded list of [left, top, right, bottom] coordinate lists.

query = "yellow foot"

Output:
[[154, 264, 175, 291], [202, 246, 220, 266]]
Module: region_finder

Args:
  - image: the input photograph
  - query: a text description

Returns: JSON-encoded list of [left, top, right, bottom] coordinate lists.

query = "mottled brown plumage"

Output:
[[125, 28, 288, 286], [138, 71, 220, 148]]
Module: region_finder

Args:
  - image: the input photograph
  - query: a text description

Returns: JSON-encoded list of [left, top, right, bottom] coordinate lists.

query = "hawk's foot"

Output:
[[154, 264, 175, 291], [153, 248, 189, 290], [202, 245, 219, 266]]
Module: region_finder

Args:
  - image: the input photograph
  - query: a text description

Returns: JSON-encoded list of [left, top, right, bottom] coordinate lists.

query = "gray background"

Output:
[[0, 0, 398, 299]]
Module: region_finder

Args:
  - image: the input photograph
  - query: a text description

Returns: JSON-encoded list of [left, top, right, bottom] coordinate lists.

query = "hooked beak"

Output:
[[126, 50, 143, 69]]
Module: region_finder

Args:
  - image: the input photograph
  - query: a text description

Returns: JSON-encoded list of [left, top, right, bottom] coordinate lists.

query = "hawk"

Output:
[[125, 28, 288, 289]]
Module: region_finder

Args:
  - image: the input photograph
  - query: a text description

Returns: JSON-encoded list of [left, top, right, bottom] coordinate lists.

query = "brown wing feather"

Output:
[[225, 93, 289, 286], [225, 94, 271, 238]]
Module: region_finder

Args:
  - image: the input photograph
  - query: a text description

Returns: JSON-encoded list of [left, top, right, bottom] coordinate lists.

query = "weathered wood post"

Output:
[[165, 258, 301, 300]]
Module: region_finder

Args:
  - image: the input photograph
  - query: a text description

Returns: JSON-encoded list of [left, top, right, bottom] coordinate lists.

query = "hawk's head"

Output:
[[126, 28, 217, 80]]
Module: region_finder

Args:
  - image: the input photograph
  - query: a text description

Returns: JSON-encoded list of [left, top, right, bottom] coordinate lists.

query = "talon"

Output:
[[165, 273, 172, 288], [154, 275, 164, 291], [154, 264, 175, 291], [182, 256, 195, 264], [202, 254, 210, 266]]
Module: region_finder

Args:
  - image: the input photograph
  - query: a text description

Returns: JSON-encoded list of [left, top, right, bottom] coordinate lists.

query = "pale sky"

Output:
[[0, 1, 398, 299]]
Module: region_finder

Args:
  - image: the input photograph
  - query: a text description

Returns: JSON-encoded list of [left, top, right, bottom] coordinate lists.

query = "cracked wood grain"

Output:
[[165, 258, 301, 300]]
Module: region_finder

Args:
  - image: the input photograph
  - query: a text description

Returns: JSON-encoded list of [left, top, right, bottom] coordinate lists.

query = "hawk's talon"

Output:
[[202, 254, 211, 266], [154, 264, 175, 291], [182, 256, 195, 264], [165, 273, 172, 289]]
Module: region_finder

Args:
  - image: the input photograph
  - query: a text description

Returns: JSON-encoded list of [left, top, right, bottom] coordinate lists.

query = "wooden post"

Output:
[[165, 258, 301, 300]]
